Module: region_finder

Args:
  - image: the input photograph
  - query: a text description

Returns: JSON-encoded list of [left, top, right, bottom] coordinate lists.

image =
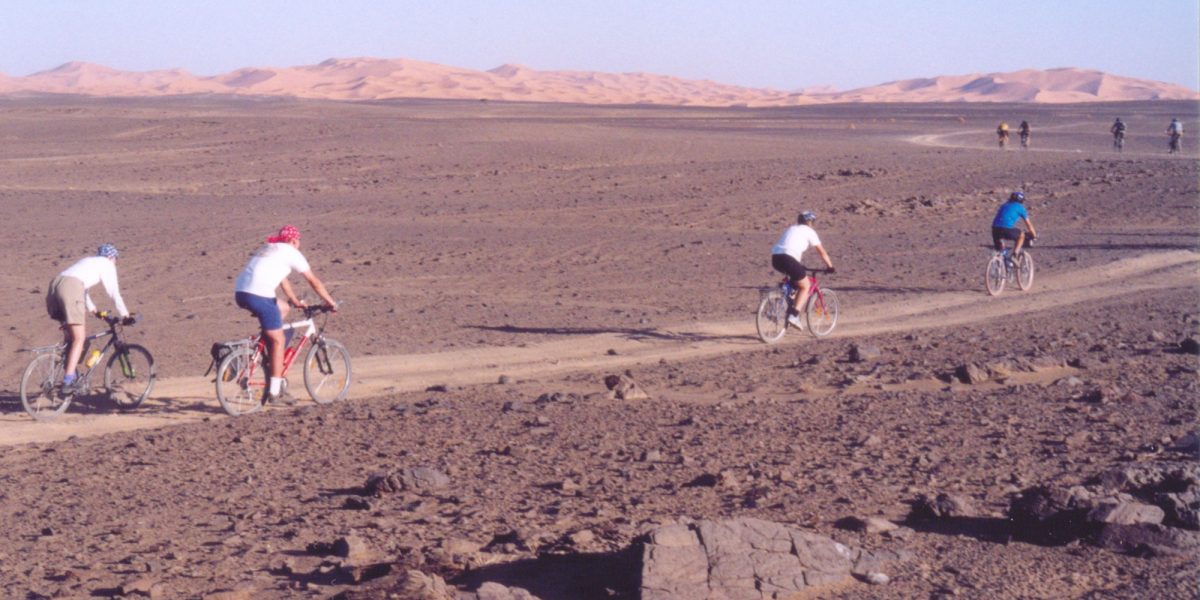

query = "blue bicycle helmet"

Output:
[[1009, 191, 1025, 203], [97, 243, 119, 259], [798, 210, 817, 224]]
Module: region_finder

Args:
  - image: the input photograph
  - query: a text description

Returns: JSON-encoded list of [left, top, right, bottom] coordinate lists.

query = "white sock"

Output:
[[269, 377, 283, 396]]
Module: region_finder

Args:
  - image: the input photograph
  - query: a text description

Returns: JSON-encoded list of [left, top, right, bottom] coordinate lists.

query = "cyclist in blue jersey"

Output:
[[991, 191, 1037, 259]]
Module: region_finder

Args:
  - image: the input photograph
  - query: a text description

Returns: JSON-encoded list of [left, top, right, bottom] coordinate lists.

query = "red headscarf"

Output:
[[267, 225, 301, 244]]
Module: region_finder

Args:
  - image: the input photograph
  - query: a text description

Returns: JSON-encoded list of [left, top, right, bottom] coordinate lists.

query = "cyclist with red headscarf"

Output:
[[234, 225, 337, 403]]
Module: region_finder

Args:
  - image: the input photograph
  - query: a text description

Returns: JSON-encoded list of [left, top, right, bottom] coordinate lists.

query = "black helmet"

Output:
[[798, 210, 817, 224], [1009, 191, 1025, 203]]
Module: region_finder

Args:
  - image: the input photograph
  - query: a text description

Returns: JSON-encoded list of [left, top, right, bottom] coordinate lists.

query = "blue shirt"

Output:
[[992, 201, 1028, 228]]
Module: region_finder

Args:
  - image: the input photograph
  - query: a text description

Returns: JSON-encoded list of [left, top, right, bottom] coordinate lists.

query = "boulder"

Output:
[[914, 493, 977, 519], [364, 467, 450, 496], [849, 344, 882, 363], [954, 363, 989, 385], [604, 373, 650, 400], [1088, 502, 1165, 526], [639, 517, 908, 600]]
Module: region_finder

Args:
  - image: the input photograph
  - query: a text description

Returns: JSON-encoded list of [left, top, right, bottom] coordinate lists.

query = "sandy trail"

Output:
[[2, 249, 1194, 446]]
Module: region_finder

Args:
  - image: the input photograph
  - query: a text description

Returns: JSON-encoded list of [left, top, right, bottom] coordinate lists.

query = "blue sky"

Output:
[[2, 0, 1197, 91]]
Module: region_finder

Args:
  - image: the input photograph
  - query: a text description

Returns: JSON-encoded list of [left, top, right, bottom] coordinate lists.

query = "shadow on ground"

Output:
[[451, 548, 641, 600]]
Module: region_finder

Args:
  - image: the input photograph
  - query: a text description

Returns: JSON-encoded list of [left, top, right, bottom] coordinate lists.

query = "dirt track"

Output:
[[1, 248, 1194, 447]]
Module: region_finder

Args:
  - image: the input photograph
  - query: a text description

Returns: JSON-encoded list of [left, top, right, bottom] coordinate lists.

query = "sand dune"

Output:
[[2, 58, 1194, 105], [829, 67, 1198, 103]]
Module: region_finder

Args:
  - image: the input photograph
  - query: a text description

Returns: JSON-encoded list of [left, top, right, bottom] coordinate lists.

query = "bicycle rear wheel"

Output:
[[104, 344, 156, 409], [20, 352, 70, 420], [755, 290, 789, 344], [1017, 252, 1035, 291], [805, 288, 839, 338], [985, 255, 1006, 296], [215, 346, 264, 416], [303, 338, 352, 404]]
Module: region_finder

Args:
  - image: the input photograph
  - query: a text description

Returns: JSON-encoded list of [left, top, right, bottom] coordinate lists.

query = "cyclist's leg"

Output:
[[263, 328, 286, 395], [50, 276, 88, 382], [794, 276, 814, 315], [1012, 230, 1027, 256], [236, 291, 288, 398], [771, 254, 806, 312]]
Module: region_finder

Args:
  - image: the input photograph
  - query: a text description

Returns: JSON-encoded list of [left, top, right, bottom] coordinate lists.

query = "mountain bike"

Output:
[[1019, 131, 1030, 149], [998, 131, 1009, 149], [756, 269, 839, 343], [212, 304, 350, 416], [19, 313, 155, 420], [1113, 131, 1124, 152], [985, 245, 1035, 296], [1168, 133, 1181, 154]]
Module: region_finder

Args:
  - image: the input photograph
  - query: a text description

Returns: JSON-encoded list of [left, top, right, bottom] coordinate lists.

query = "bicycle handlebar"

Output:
[[96, 312, 140, 327], [302, 302, 341, 317]]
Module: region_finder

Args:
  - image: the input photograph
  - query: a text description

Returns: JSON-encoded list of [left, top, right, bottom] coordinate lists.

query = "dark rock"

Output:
[[364, 467, 450, 496], [850, 344, 882, 363], [914, 493, 977, 519], [954, 363, 989, 385], [1008, 485, 1096, 545], [1180, 336, 1200, 355], [1094, 523, 1200, 557], [343, 497, 372, 511], [603, 373, 650, 401]]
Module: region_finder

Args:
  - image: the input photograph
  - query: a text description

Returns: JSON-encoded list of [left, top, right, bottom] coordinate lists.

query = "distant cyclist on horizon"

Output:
[[234, 225, 338, 404], [45, 244, 136, 391], [997, 122, 1010, 149], [1111, 118, 1126, 151], [991, 191, 1037, 261], [1167, 118, 1183, 154], [1018, 120, 1031, 149], [770, 211, 835, 330]]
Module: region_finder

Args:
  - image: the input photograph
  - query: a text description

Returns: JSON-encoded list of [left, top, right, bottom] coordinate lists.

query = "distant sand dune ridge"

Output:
[[1, 58, 1195, 105]]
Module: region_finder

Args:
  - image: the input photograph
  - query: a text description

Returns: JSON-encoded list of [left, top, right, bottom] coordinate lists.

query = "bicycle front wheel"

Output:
[[304, 338, 352, 404], [805, 288, 840, 338], [755, 291, 789, 344], [215, 347, 264, 416], [20, 352, 70, 420], [1017, 252, 1035, 291], [985, 255, 1006, 296], [105, 344, 156, 410]]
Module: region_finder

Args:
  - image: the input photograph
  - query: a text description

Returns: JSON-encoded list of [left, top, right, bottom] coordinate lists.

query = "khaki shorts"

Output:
[[46, 275, 87, 325]]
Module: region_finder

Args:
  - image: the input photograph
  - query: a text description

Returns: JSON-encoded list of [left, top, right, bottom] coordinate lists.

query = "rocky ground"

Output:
[[0, 97, 1197, 599]]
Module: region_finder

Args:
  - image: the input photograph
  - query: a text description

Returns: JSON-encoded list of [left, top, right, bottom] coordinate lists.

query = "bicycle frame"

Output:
[[779, 275, 829, 313], [31, 325, 123, 385], [233, 316, 323, 392]]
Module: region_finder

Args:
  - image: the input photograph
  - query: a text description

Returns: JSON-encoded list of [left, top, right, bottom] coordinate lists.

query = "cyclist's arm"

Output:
[[280, 278, 304, 308], [1021, 217, 1037, 239], [99, 264, 130, 317], [813, 244, 834, 270], [301, 270, 337, 310]]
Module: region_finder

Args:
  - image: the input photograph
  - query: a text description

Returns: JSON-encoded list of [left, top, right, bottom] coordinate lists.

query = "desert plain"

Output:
[[0, 96, 1197, 599]]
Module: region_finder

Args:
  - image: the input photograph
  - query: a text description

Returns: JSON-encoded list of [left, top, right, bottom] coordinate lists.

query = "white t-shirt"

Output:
[[235, 243, 312, 298], [59, 256, 129, 317], [771, 224, 822, 261]]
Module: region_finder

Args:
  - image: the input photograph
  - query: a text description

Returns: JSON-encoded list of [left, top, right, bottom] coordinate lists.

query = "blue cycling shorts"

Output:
[[235, 291, 283, 331]]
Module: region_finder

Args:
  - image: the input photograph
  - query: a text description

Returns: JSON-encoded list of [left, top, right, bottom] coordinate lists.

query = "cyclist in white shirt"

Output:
[[234, 225, 337, 403], [771, 211, 835, 329], [45, 244, 135, 388]]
